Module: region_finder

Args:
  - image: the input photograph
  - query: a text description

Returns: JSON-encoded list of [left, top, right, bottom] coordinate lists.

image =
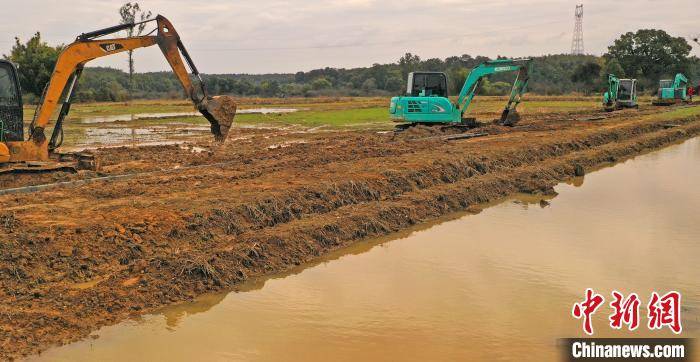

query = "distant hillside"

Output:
[[69, 53, 697, 102], [72, 68, 296, 102]]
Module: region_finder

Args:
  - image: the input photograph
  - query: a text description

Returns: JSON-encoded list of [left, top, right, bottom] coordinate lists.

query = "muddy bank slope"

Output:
[[1, 106, 700, 360]]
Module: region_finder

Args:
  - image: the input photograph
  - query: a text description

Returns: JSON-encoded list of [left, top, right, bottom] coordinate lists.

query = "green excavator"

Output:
[[389, 58, 532, 127], [652, 73, 689, 106], [602, 74, 638, 111]]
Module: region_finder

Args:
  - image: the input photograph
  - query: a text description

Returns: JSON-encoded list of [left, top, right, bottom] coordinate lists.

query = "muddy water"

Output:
[[33, 138, 700, 361], [63, 125, 211, 151], [79, 108, 300, 124], [56, 108, 302, 151]]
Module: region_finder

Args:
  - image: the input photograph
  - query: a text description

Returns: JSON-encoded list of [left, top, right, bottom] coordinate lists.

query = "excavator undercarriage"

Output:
[[0, 15, 236, 174]]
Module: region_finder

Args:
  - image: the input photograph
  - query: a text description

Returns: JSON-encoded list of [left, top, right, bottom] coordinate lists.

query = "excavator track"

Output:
[[0, 152, 96, 175]]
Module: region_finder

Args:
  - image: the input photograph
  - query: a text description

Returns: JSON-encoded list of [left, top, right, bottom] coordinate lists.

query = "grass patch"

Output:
[[651, 105, 700, 120], [235, 107, 391, 128]]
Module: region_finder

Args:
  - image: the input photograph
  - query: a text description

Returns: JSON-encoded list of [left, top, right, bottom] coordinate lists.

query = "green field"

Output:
[[17, 95, 644, 150]]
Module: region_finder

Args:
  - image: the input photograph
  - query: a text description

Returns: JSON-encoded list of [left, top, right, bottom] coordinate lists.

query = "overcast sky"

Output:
[[1, 0, 698, 74]]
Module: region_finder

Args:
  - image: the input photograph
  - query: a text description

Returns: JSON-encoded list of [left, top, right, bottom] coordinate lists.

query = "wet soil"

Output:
[[1, 104, 700, 360]]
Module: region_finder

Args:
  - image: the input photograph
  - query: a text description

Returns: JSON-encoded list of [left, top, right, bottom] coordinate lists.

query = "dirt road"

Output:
[[1, 104, 699, 359]]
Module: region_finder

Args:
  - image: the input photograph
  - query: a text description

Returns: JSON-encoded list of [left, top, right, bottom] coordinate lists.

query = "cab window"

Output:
[[0, 63, 20, 106], [424, 74, 447, 97], [409, 73, 447, 97]]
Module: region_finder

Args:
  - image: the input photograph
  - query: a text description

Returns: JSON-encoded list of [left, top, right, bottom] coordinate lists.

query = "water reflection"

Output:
[[80, 109, 300, 124]]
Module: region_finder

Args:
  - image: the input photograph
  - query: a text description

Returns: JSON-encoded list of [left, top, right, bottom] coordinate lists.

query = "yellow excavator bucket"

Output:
[[199, 95, 237, 141]]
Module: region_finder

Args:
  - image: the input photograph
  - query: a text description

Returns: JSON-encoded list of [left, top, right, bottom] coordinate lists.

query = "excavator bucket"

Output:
[[499, 109, 521, 126], [199, 96, 237, 141]]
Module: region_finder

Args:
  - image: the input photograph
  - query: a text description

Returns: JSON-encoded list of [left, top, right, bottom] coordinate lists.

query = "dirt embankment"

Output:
[[1, 106, 699, 360]]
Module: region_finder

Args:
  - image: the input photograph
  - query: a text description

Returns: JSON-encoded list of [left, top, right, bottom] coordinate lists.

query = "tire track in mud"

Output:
[[1, 108, 699, 360]]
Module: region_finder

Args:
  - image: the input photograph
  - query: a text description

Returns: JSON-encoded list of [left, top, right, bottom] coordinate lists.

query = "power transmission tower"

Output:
[[571, 4, 584, 55]]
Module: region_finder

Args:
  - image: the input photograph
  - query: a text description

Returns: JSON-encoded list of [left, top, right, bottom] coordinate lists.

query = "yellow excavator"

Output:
[[0, 15, 236, 173]]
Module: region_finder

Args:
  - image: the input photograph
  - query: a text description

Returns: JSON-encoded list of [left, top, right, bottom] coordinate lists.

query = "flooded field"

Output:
[[53, 108, 302, 151], [79, 108, 300, 124], [30, 137, 700, 361]]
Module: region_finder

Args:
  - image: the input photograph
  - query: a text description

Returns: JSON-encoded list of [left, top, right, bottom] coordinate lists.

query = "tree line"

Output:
[[3, 29, 698, 103]]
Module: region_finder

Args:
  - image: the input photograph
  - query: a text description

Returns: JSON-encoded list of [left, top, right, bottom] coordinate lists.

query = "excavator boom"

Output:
[[4, 15, 236, 164], [455, 59, 531, 126], [603, 74, 620, 111]]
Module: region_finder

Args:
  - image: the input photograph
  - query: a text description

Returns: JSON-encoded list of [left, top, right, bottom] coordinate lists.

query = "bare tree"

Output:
[[119, 2, 152, 101]]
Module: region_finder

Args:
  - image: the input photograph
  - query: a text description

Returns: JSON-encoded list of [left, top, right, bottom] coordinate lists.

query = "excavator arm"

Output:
[[27, 15, 235, 154], [673, 73, 688, 89], [455, 59, 532, 126], [603, 74, 620, 110]]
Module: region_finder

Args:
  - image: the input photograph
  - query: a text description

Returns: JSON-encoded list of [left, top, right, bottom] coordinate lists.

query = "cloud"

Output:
[[1, 0, 698, 73]]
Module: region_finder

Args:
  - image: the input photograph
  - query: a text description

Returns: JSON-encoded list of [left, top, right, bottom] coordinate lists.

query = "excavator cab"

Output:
[[0, 60, 23, 142], [603, 75, 638, 111], [0, 60, 23, 163], [617, 79, 637, 107], [407, 72, 448, 97]]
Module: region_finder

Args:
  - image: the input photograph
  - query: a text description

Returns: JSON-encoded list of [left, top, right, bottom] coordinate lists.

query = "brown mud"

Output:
[[1, 105, 700, 360]]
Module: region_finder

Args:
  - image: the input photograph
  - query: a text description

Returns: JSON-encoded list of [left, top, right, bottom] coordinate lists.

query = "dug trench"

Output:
[[1, 106, 700, 360]]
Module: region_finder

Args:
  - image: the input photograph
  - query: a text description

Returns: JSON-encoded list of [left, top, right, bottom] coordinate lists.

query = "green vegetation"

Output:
[[652, 104, 700, 120], [118, 2, 152, 99], [235, 107, 389, 128], [571, 62, 602, 95], [606, 29, 695, 89], [5, 28, 699, 103], [118, 107, 394, 131], [2, 32, 62, 96], [49, 53, 613, 102]]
